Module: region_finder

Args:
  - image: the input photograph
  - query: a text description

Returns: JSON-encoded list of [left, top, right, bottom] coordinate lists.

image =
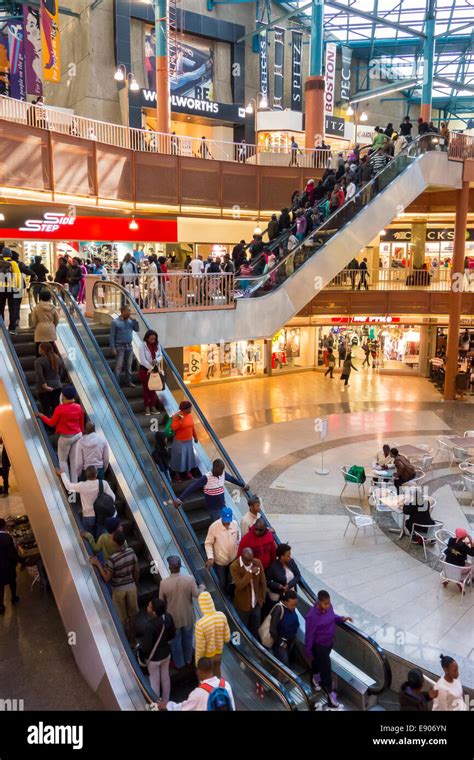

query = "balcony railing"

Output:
[[105, 272, 235, 311], [0, 94, 336, 167], [326, 266, 463, 292]]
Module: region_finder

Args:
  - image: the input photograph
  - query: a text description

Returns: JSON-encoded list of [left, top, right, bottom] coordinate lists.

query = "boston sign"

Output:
[[141, 90, 245, 124]]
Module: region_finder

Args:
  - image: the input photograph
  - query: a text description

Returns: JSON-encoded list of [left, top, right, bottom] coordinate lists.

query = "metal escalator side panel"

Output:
[[0, 328, 147, 710], [41, 286, 303, 710]]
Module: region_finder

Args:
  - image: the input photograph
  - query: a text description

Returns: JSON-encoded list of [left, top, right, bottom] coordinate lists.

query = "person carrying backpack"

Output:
[[157, 656, 234, 711], [0, 246, 22, 332]]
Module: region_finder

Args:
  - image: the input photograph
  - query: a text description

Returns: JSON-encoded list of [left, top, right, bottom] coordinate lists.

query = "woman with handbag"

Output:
[[138, 329, 164, 415], [140, 598, 176, 701]]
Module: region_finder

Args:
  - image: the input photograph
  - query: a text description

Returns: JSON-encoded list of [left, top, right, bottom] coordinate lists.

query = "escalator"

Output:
[[148, 135, 463, 347], [24, 284, 314, 710], [89, 279, 393, 710]]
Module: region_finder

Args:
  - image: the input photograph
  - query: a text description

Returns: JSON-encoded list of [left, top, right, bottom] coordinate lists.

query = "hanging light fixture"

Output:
[[245, 102, 254, 114], [360, 111, 368, 122], [346, 105, 354, 116], [259, 95, 268, 109], [129, 75, 139, 92], [129, 216, 138, 231], [114, 66, 125, 82]]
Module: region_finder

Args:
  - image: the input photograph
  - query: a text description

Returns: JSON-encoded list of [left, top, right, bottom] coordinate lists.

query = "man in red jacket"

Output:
[[238, 518, 276, 570]]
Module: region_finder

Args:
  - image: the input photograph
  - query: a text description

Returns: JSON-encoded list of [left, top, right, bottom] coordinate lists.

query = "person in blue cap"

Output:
[[204, 506, 240, 596]]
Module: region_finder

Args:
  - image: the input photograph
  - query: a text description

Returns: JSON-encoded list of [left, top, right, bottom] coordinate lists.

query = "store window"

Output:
[[183, 340, 266, 384], [316, 322, 421, 372], [271, 327, 314, 372]]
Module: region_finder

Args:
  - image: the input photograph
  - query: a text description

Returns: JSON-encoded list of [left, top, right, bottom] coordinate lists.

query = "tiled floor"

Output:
[[192, 372, 474, 684], [0, 472, 102, 710]]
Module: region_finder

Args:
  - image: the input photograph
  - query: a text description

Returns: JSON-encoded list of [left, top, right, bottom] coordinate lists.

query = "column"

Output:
[[420, 0, 436, 123], [444, 181, 469, 400], [411, 222, 427, 268], [155, 0, 171, 135], [305, 0, 325, 148]]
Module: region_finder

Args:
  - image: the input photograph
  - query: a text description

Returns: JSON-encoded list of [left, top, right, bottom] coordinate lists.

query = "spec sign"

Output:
[[19, 212, 75, 232]]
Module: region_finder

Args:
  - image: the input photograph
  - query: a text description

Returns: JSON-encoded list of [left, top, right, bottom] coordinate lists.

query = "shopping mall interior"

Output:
[[0, 0, 473, 744]]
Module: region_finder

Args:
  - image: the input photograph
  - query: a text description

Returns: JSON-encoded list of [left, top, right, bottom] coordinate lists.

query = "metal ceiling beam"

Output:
[[236, 2, 312, 41], [435, 75, 474, 94], [324, 1, 426, 39], [350, 77, 422, 103], [436, 22, 474, 39]]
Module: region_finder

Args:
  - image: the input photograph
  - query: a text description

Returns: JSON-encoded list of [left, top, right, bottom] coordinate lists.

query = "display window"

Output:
[[183, 340, 266, 384], [271, 327, 314, 372], [316, 322, 421, 372]]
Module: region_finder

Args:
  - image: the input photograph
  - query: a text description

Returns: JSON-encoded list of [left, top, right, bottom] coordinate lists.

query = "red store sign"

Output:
[[331, 316, 401, 324], [1, 215, 178, 242]]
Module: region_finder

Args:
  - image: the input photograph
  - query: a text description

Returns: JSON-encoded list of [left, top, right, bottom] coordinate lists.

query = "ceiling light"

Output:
[[259, 96, 268, 109], [360, 111, 368, 122], [129, 216, 138, 231], [379, 229, 386, 236], [245, 102, 254, 114], [0, 213, 4, 221], [346, 105, 354, 116], [129, 76, 139, 92], [114, 67, 125, 82]]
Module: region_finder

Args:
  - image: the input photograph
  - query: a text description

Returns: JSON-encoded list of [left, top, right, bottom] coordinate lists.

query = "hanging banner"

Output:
[[325, 42, 337, 115], [7, 22, 26, 101], [23, 5, 43, 96], [0, 36, 9, 96], [273, 27, 284, 110], [291, 30, 303, 112], [340, 45, 352, 103], [259, 31, 268, 104], [41, 0, 60, 83]]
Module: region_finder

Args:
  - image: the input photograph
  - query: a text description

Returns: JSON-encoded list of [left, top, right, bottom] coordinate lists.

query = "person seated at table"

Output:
[[390, 447, 416, 493], [375, 444, 394, 468], [444, 528, 474, 573], [402, 490, 436, 542]]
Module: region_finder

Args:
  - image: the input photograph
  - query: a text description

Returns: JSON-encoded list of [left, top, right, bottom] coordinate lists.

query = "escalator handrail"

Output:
[[91, 280, 392, 695], [335, 620, 392, 695], [234, 133, 448, 292], [32, 284, 307, 710], [0, 318, 159, 706]]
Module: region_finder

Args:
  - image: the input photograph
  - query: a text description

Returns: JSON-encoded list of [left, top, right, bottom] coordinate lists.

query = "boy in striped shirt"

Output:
[[174, 459, 248, 522]]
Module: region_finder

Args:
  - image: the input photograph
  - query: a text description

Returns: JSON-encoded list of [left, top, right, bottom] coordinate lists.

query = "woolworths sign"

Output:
[[141, 90, 245, 124]]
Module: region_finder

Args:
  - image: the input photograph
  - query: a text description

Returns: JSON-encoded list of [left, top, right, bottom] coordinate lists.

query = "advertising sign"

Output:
[[291, 30, 303, 112], [141, 89, 245, 123], [41, 0, 60, 83], [0, 35, 10, 96], [23, 5, 43, 96], [340, 45, 352, 103], [144, 27, 213, 101], [259, 31, 268, 103], [325, 42, 337, 115], [7, 22, 26, 101], [273, 27, 284, 110]]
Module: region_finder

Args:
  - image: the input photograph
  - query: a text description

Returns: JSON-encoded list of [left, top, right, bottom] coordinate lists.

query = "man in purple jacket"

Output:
[[305, 589, 352, 709]]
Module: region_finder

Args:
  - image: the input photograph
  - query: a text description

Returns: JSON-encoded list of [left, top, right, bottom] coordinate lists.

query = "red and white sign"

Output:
[[331, 316, 401, 324], [325, 43, 337, 116], [2, 216, 178, 242]]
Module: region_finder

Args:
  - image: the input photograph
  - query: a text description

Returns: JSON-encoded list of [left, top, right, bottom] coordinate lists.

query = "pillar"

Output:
[[155, 0, 171, 135], [305, 0, 325, 148], [411, 222, 426, 268], [420, 0, 436, 123], [444, 181, 469, 400]]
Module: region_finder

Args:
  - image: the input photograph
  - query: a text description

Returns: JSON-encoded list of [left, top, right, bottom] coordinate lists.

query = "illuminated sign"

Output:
[[19, 212, 75, 233], [331, 316, 401, 324], [141, 90, 246, 122]]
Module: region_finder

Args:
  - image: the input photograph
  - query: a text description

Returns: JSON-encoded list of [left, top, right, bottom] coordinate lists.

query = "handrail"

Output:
[[32, 282, 307, 710], [0, 317, 157, 706], [235, 133, 448, 298], [92, 279, 392, 696]]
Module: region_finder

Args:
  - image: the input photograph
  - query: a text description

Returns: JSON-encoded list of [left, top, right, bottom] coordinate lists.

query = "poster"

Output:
[[144, 27, 213, 100], [291, 31, 302, 112], [7, 22, 26, 101], [340, 45, 352, 104], [0, 36, 9, 96], [273, 27, 284, 110], [41, 0, 60, 83], [23, 5, 43, 96], [325, 42, 337, 115]]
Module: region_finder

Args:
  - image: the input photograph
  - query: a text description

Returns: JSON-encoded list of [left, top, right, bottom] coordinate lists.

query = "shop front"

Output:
[[183, 340, 266, 384], [380, 227, 474, 270]]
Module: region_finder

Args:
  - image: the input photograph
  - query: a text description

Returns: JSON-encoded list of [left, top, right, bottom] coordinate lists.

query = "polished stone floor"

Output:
[[192, 371, 474, 686], [0, 474, 102, 711]]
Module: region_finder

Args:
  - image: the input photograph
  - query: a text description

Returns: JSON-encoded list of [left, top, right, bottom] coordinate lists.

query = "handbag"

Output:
[[136, 616, 166, 676], [148, 362, 165, 392], [258, 603, 284, 648]]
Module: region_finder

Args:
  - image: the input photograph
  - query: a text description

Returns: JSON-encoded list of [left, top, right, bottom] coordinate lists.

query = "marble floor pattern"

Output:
[[192, 373, 474, 683]]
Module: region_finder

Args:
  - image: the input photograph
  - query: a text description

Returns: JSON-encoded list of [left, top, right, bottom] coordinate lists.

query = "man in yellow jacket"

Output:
[[194, 591, 230, 678], [0, 247, 22, 332]]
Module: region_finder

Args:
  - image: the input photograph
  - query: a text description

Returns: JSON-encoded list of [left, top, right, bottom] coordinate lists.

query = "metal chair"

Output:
[[437, 561, 472, 605], [434, 528, 455, 570], [464, 430, 474, 437], [461, 474, 474, 507], [434, 436, 456, 465], [452, 446, 472, 467], [340, 466, 366, 500], [369, 485, 397, 523], [343, 505, 377, 544], [409, 520, 444, 561], [410, 444, 434, 472]]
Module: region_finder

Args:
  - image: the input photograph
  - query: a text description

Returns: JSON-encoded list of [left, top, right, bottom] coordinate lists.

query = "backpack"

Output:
[[348, 465, 366, 484], [258, 602, 284, 648], [0, 258, 13, 276], [93, 480, 116, 525], [200, 679, 234, 711]]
